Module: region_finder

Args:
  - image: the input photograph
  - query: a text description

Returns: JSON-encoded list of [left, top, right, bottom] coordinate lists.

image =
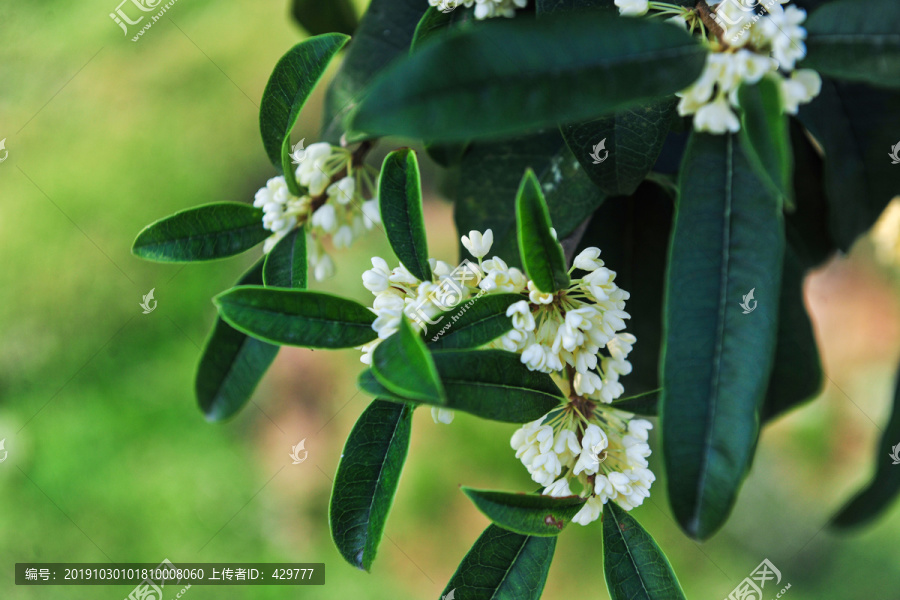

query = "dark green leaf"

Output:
[[372, 317, 445, 403], [804, 0, 900, 88], [572, 181, 674, 395], [132, 202, 268, 263], [603, 502, 687, 600], [349, 11, 706, 141], [797, 79, 900, 251], [536, 0, 618, 15], [832, 363, 900, 528], [454, 131, 605, 267], [358, 369, 408, 402], [761, 242, 823, 423], [259, 33, 350, 191], [196, 260, 279, 421], [462, 488, 586, 536], [262, 227, 307, 289], [662, 133, 784, 539], [378, 149, 432, 281], [360, 350, 565, 423], [330, 399, 413, 570], [425, 293, 522, 350], [291, 0, 358, 36], [441, 524, 556, 600], [562, 97, 678, 197], [322, 0, 428, 142], [214, 286, 377, 348], [410, 5, 475, 53], [516, 169, 570, 293], [738, 77, 793, 206], [611, 390, 661, 416]]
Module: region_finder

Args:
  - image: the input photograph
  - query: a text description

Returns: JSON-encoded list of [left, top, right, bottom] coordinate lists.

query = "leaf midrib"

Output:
[[488, 534, 531, 600], [609, 508, 653, 600]]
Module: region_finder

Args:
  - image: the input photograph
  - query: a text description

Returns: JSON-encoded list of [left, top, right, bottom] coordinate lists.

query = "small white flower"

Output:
[[780, 69, 821, 114], [363, 257, 392, 293], [313, 254, 335, 281], [461, 229, 494, 259], [571, 496, 604, 525], [507, 300, 536, 332], [573, 247, 604, 271], [311, 203, 338, 233], [431, 407, 455, 424], [527, 280, 555, 305], [543, 478, 573, 498], [333, 225, 354, 249], [694, 95, 741, 134], [614, 0, 649, 16], [327, 176, 356, 205]]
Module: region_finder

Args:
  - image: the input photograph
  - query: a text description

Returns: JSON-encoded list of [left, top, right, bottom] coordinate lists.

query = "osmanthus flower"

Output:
[[253, 142, 381, 280], [614, 0, 821, 134], [428, 0, 527, 19]]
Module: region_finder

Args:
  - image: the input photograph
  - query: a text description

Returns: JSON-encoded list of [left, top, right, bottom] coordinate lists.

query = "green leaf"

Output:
[[738, 76, 793, 207], [661, 133, 784, 539], [378, 149, 432, 281], [195, 260, 279, 422], [214, 287, 377, 348], [132, 202, 268, 263], [603, 502, 687, 600], [322, 0, 428, 142], [804, 0, 900, 88], [410, 5, 475, 53], [291, 0, 358, 36], [262, 227, 307, 289], [571, 182, 673, 395], [349, 11, 706, 141], [761, 242, 823, 423], [797, 79, 900, 251], [611, 390, 661, 417], [372, 317, 445, 403], [360, 350, 565, 423], [536, 0, 618, 15], [454, 131, 605, 267], [462, 488, 586, 536], [832, 362, 900, 528], [441, 524, 556, 600], [330, 399, 413, 571], [259, 33, 350, 191], [561, 97, 679, 197], [516, 169, 570, 293], [425, 293, 522, 350]]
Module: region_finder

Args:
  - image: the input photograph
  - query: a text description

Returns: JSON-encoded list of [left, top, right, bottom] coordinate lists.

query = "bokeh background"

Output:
[[3, 1, 900, 598]]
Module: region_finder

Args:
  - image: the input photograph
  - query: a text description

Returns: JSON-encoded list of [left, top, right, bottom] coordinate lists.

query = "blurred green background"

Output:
[[3, 1, 900, 598]]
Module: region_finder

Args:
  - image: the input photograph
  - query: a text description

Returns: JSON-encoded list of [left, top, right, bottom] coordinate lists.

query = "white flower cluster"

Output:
[[253, 142, 381, 280], [615, 0, 821, 134], [512, 409, 654, 523], [428, 0, 527, 19]]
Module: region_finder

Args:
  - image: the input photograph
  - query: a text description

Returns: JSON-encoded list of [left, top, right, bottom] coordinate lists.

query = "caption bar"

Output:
[[16, 563, 324, 585]]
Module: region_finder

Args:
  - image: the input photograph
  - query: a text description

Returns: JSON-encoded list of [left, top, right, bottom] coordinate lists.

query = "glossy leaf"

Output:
[[738, 76, 793, 206], [832, 363, 900, 528], [562, 97, 679, 197], [516, 169, 570, 293], [372, 317, 444, 403], [424, 293, 521, 350], [804, 0, 900, 88], [259, 33, 350, 190], [349, 11, 706, 141], [132, 202, 268, 263], [462, 488, 586, 536], [797, 79, 900, 251], [214, 286, 377, 348], [322, 0, 428, 142], [454, 131, 605, 267], [410, 5, 474, 53], [441, 524, 556, 600], [378, 149, 432, 281], [195, 260, 279, 421], [603, 502, 687, 600], [611, 390, 661, 417], [662, 133, 784, 539], [291, 0, 358, 36], [359, 350, 565, 423], [330, 399, 413, 570], [761, 242, 823, 422], [262, 228, 307, 289]]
